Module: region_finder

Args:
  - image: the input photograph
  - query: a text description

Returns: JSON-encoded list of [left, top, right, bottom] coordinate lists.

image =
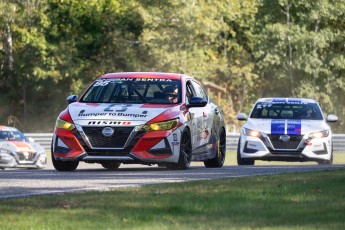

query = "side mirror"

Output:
[[187, 97, 207, 108], [66, 94, 78, 104], [236, 113, 247, 121], [326, 114, 338, 122]]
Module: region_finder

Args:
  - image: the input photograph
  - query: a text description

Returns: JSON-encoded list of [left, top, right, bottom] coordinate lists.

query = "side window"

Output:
[[191, 81, 207, 99], [186, 81, 195, 103]]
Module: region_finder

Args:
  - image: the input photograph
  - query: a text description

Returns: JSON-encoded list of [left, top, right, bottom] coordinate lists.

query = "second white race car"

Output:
[[0, 126, 47, 169], [236, 98, 338, 165]]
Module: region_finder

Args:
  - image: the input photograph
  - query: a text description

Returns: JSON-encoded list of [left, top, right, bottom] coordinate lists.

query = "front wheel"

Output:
[[204, 128, 226, 168], [101, 162, 121, 170], [51, 152, 79, 171], [237, 139, 255, 165], [318, 150, 333, 165], [168, 129, 192, 170]]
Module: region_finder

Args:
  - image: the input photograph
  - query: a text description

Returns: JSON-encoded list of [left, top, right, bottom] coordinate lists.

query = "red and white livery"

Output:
[[51, 72, 226, 171]]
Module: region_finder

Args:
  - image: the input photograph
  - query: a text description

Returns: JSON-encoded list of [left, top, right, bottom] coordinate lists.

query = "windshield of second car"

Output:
[[250, 102, 323, 120], [80, 78, 181, 104], [0, 130, 28, 141]]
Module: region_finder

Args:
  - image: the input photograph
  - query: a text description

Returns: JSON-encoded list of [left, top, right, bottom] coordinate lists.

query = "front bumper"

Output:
[[0, 152, 47, 169], [239, 134, 332, 162], [52, 126, 182, 164]]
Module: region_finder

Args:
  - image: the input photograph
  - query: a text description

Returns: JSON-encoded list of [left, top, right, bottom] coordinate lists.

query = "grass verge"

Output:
[[1, 169, 345, 229]]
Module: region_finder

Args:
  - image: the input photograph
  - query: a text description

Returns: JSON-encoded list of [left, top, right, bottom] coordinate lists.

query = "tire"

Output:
[[318, 147, 333, 165], [168, 129, 192, 170], [51, 152, 79, 171], [51, 142, 79, 171], [237, 139, 255, 165], [101, 162, 121, 170], [204, 128, 226, 168]]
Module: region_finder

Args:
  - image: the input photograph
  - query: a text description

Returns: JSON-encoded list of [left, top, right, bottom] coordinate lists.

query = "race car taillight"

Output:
[[56, 110, 75, 130]]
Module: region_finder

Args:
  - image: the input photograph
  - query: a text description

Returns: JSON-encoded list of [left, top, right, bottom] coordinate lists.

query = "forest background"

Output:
[[0, 0, 344, 133]]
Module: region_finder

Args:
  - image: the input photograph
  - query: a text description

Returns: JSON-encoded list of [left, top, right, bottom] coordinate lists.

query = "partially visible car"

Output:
[[236, 98, 338, 165], [51, 72, 226, 171], [0, 126, 47, 169]]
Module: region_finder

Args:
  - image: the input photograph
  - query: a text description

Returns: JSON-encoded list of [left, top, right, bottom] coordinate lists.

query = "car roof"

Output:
[[100, 72, 184, 80], [256, 98, 317, 104], [0, 126, 18, 131]]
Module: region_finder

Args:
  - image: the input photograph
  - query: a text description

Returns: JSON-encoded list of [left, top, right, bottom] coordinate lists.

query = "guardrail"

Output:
[[25, 133, 53, 151], [25, 133, 345, 153]]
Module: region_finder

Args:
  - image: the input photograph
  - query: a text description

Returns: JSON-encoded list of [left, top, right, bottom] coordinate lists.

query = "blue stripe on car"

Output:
[[271, 120, 285, 134], [287, 120, 301, 134], [271, 119, 302, 135]]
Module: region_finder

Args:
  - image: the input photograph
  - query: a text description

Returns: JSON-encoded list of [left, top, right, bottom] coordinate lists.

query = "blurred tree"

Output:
[[137, 0, 259, 127], [1, 0, 343, 133], [253, 0, 345, 131], [0, 0, 55, 130]]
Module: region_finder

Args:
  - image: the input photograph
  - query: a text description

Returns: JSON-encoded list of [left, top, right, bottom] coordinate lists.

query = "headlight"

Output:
[[56, 118, 75, 130], [141, 118, 179, 131], [308, 130, 329, 139], [243, 128, 261, 137], [0, 148, 11, 156]]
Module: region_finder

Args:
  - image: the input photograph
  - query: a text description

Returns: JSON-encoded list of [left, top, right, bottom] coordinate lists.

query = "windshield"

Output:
[[250, 102, 323, 120], [80, 78, 182, 104], [0, 130, 28, 141]]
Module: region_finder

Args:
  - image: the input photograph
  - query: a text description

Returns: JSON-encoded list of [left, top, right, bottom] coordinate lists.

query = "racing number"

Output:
[[104, 104, 132, 112]]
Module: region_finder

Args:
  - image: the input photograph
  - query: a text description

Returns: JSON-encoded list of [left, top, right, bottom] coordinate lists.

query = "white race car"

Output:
[[0, 126, 47, 169], [236, 98, 338, 165]]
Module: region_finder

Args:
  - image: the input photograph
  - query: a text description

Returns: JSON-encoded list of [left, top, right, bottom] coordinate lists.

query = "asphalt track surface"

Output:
[[1, 161, 344, 200]]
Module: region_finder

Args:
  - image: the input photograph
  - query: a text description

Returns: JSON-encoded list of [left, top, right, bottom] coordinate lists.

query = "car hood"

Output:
[[68, 102, 176, 126], [0, 140, 44, 153], [244, 118, 330, 135]]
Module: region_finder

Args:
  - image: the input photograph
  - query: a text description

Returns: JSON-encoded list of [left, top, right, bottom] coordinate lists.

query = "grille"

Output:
[[83, 127, 134, 148], [267, 134, 303, 150], [17, 152, 36, 162]]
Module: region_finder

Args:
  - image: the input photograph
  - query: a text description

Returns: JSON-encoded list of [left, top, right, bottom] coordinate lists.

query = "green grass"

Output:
[[1, 169, 345, 230]]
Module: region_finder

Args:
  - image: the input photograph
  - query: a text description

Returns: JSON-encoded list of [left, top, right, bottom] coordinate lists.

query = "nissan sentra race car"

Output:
[[236, 98, 338, 165], [51, 72, 226, 171], [0, 126, 47, 169]]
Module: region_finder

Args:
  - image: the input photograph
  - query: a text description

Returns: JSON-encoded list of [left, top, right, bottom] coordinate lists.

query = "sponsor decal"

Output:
[[93, 78, 172, 87], [88, 121, 131, 125], [287, 120, 301, 134], [78, 110, 147, 118], [197, 130, 209, 141], [271, 98, 305, 105], [271, 120, 285, 134], [135, 78, 172, 82], [271, 120, 301, 135], [171, 141, 180, 146]]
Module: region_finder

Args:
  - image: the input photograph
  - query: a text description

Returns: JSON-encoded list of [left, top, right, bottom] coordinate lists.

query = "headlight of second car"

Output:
[[243, 128, 261, 137], [308, 130, 329, 139], [0, 148, 11, 156], [141, 118, 179, 131], [56, 118, 75, 130]]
